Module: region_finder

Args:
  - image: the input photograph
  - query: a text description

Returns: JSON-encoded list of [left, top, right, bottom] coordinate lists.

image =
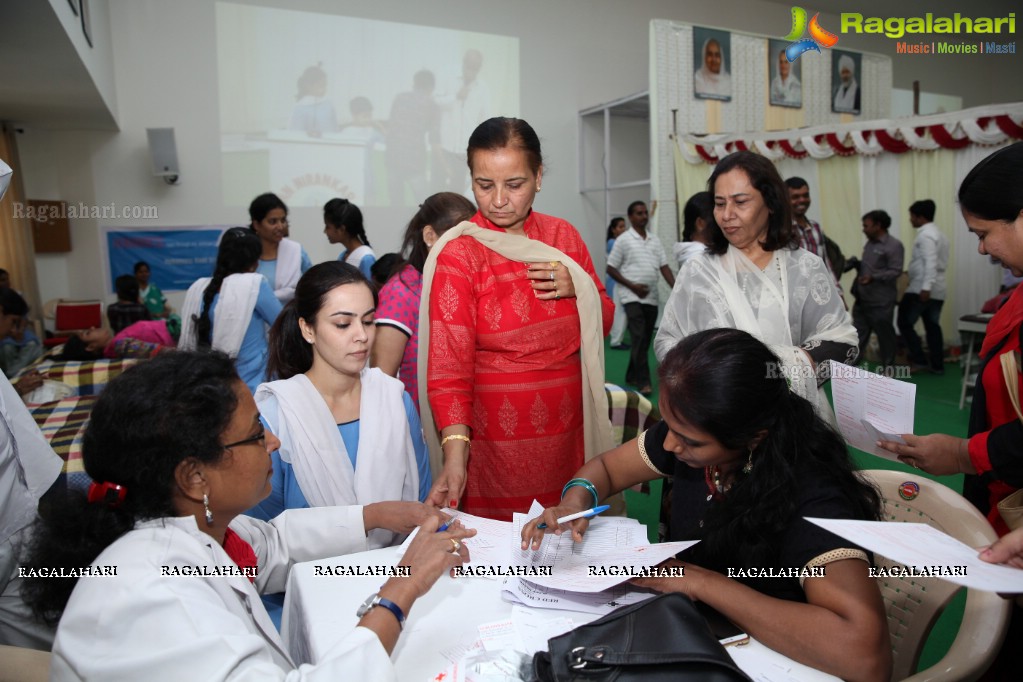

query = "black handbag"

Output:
[[532, 593, 751, 681]]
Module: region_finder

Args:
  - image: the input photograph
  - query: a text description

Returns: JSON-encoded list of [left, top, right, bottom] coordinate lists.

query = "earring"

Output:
[[742, 447, 754, 474], [536, 186, 541, 193], [203, 493, 214, 526]]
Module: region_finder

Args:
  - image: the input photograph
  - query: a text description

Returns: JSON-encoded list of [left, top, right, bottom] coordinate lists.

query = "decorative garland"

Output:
[[677, 104, 1023, 164]]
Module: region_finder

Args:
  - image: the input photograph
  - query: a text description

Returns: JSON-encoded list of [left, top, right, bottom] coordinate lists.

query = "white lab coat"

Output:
[[51, 507, 397, 681]]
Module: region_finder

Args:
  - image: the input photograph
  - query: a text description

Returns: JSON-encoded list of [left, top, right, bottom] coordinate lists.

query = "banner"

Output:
[[105, 228, 224, 292]]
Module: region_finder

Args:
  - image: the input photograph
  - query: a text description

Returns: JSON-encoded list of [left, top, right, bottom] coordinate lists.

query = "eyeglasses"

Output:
[[223, 424, 267, 451]]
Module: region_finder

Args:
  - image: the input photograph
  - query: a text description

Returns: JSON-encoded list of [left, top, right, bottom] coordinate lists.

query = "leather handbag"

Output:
[[531, 593, 751, 681]]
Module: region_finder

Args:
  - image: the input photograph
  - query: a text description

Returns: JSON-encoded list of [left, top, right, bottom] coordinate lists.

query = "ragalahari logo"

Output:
[[784, 7, 839, 61]]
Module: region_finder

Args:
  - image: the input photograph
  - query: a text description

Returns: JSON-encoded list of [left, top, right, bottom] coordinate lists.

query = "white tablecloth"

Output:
[[281, 547, 839, 681]]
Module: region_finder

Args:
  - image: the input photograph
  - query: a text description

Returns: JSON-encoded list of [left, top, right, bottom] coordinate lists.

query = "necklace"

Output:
[[739, 251, 782, 299], [703, 466, 731, 501]]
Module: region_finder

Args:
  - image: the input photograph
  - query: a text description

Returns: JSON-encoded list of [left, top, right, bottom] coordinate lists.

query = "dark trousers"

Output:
[[852, 302, 897, 367], [624, 302, 658, 388], [897, 293, 944, 371]]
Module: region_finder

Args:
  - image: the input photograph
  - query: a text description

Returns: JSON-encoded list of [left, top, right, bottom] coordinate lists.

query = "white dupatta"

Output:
[[274, 238, 302, 302], [178, 273, 262, 356], [656, 246, 857, 420], [255, 369, 417, 549]]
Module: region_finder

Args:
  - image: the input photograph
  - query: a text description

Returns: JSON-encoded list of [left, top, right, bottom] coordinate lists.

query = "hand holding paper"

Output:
[[875, 432, 977, 475]]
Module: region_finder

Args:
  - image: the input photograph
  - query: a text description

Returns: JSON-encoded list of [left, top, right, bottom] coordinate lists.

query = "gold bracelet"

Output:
[[440, 434, 471, 447]]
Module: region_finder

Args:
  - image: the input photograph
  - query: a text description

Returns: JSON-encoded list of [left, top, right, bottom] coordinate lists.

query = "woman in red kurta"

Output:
[[879, 142, 1023, 535], [425, 118, 613, 520]]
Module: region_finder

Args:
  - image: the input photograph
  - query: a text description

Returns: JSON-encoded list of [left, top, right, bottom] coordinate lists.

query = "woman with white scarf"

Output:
[[654, 151, 857, 420], [246, 262, 434, 550], [180, 228, 282, 394], [249, 193, 312, 304], [693, 37, 732, 100]]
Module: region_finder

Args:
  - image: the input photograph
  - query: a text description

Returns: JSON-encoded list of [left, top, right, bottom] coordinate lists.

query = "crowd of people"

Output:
[[1, 124, 1021, 681]]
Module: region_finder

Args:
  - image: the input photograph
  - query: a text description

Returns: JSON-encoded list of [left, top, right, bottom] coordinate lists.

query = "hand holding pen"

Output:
[[520, 505, 610, 550]]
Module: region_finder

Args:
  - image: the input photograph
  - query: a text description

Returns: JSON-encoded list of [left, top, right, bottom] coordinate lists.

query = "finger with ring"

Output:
[[549, 261, 559, 268], [449, 538, 462, 554], [555, 291, 560, 300], [549, 270, 555, 281]]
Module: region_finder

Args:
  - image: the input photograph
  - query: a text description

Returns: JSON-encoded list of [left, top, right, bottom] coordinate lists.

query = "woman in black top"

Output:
[[523, 328, 890, 682]]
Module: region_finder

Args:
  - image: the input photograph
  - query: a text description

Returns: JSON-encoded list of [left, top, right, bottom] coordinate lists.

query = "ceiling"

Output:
[[0, 1, 116, 130]]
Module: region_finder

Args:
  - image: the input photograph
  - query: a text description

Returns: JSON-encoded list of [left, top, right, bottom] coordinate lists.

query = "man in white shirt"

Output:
[[898, 199, 950, 374], [606, 201, 675, 394]]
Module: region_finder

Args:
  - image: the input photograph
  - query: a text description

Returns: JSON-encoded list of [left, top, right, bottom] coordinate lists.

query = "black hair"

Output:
[[133, 261, 150, 274], [707, 151, 796, 255], [627, 201, 646, 217], [784, 176, 809, 190], [248, 192, 288, 225], [267, 262, 376, 380], [959, 142, 1023, 222], [398, 192, 475, 274], [57, 335, 102, 361], [370, 253, 401, 287], [323, 198, 371, 247], [467, 117, 543, 175], [0, 287, 28, 317], [659, 328, 882, 568], [114, 274, 139, 302], [682, 191, 715, 241], [21, 351, 241, 625], [862, 210, 892, 230], [605, 217, 625, 242], [195, 228, 262, 348], [909, 199, 936, 222]]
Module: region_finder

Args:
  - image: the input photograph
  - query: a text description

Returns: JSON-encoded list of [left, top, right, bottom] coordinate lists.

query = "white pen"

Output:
[[537, 504, 610, 529]]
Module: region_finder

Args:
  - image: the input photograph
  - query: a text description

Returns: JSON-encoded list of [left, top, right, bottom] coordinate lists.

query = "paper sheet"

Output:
[[510, 606, 578, 655], [828, 361, 915, 461], [398, 509, 514, 572], [501, 577, 653, 614], [806, 517, 1023, 592]]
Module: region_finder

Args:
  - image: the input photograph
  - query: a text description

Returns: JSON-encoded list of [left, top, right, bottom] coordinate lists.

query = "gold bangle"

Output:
[[440, 434, 471, 447]]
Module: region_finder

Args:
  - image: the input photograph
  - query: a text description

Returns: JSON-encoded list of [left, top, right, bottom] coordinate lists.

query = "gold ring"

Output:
[[450, 538, 461, 553], [549, 261, 559, 268], [555, 291, 560, 300]]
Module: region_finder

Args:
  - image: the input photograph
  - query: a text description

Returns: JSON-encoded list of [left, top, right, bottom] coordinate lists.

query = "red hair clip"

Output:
[[87, 481, 127, 508]]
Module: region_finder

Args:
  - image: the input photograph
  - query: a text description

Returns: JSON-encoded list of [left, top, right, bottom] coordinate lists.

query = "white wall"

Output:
[[15, 0, 1023, 311]]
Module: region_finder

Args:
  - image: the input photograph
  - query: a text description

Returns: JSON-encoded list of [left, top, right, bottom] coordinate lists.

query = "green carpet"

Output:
[[605, 339, 972, 672]]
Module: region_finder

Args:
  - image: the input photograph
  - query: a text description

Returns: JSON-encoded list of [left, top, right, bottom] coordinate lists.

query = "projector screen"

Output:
[[216, 2, 520, 209]]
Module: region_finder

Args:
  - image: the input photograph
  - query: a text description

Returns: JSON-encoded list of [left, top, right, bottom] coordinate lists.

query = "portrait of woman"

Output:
[[769, 38, 802, 108], [693, 27, 732, 101]]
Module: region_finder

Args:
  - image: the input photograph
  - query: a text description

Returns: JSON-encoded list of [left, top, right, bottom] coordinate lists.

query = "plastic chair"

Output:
[[42, 299, 103, 347], [860, 470, 1011, 681]]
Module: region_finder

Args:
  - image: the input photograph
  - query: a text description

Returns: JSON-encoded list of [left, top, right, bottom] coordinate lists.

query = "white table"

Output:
[[281, 547, 839, 681]]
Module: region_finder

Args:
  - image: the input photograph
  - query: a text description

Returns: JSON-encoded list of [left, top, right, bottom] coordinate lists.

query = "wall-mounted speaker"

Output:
[[146, 127, 180, 185]]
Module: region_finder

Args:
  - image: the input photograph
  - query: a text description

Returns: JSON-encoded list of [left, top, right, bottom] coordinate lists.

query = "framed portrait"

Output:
[[693, 27, 732, 102], [768, 38, 802, 108], [831, 50, 862, 114]]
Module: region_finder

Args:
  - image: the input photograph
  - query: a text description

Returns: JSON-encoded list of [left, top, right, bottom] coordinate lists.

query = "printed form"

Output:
[[827, 360, 915, 461]]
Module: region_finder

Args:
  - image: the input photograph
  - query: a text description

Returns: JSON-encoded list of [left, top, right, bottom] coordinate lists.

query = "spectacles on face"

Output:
[[223, 423, 267, 451]]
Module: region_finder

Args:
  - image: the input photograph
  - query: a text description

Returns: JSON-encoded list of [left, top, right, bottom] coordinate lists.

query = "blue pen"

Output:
[[436, 520, 452, 533], [536, 504, 610, 530]]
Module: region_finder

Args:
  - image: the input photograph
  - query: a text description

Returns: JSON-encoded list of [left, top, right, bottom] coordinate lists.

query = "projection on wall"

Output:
[[216, 2, 520, 209]]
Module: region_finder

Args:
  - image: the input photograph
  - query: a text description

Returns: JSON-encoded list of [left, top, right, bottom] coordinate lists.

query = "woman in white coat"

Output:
[[21, 351, 474, 681]]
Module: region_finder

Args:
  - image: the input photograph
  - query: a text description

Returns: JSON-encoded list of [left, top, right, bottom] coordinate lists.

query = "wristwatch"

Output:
[[356, 592, 405, 629]]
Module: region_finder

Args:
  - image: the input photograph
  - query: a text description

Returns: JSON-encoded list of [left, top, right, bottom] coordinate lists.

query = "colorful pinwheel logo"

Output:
[[783, 7, 839, 62]]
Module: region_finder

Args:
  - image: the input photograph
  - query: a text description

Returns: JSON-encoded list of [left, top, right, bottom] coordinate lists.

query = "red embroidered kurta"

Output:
[[427, 211, 613, 520]]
